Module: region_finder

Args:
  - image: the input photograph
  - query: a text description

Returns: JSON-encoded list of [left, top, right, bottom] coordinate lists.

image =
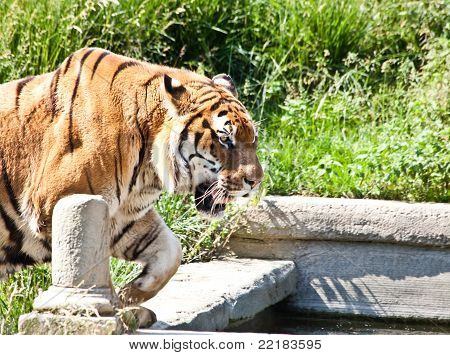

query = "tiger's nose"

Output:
[[244, 178, 257, 188], [241, 160, 264, 189], [243, 168, 263, 188]]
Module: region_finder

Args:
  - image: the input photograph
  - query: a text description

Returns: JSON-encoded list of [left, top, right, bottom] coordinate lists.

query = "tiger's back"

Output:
[[0, 48, 167, 278]]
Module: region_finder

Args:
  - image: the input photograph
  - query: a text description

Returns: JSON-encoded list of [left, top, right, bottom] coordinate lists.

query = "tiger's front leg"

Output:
[[111, 209, 182, 317]]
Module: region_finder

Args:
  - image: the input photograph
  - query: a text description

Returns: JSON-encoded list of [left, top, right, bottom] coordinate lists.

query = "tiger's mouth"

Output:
[[194, 182, 233, 216]]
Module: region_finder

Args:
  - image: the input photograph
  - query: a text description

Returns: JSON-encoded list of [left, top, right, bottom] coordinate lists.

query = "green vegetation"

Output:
[[0, 0, 449, 334], [1, 0, 448, 201]]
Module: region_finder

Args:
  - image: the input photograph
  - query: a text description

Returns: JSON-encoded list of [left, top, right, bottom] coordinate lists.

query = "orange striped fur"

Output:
[[0, 48, 262, 310]]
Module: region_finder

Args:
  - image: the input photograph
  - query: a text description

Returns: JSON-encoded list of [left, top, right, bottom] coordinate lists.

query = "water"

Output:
[[226, 305, 450, 335]]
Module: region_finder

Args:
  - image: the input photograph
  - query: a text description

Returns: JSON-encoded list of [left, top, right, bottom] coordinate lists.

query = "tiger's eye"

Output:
[[220, 135, 229, 143]]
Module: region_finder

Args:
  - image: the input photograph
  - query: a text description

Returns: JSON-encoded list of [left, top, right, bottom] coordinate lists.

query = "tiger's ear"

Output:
[[163, 74, 185, 99], [162, 74, 186, 118], [213, 74, 238, 98]]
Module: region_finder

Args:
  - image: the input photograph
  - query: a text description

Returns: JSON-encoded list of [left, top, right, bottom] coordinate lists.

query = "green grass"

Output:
[[0, 0, 449, 334], [260, 51, 449, 201]]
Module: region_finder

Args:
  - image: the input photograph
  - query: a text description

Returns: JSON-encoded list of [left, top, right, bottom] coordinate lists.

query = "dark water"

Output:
[[226, 306, 450, 335]]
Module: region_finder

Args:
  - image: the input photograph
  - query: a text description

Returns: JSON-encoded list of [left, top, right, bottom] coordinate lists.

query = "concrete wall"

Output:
[[230, 196, 450, 321]]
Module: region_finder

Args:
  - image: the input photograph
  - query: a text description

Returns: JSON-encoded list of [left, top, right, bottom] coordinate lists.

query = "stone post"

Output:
[[19, 195, 129, 334]]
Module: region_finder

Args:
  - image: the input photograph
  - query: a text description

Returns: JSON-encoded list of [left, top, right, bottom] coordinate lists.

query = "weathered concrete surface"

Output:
[[230, 196, 450, 320], [234, 196, 450, 247], [19, 195, 121, 334], [33, 286, 117, 316], [52, 194, 111, 288], [19, 312, 125, 335], [32, 195, 118, 316], [138, 258, 297, 332], [230, 238, 450, 321]]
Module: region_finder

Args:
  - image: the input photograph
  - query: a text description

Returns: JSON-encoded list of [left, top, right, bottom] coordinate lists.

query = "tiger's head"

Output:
[[152, 71, 263, 216]]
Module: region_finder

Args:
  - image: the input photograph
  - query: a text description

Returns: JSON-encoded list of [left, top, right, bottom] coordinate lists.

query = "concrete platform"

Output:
[[137, 258, 297, 333], [230, 196, 450, 321]]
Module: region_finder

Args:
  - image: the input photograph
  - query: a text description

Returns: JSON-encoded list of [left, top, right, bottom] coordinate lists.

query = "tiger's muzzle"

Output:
[[194, 182, 233, 215]]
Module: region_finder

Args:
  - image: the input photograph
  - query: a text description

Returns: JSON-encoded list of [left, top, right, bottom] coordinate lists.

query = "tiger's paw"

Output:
[[118, 285, 158, 328], [118, 284, 157, 306], [133, 306, 157, 328], [119, 306, 157, 330]]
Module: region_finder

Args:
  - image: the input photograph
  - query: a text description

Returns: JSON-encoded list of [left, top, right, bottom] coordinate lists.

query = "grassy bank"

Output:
[[0, 0, 448, 334], [1, 0, 448, 202]]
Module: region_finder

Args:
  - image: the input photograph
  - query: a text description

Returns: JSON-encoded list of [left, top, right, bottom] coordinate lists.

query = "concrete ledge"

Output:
[[234, 196, 450, 247], [230, 196, 450, 321], [230, 239, 450, 321], [138, 258, 297, 333]]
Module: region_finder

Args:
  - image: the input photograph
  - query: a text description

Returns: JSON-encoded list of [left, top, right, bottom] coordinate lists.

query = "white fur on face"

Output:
[[211, 113, 237, 147], [151, 118, 192, 193], [212, 111, 258, 145], [252, 119, 258, 143]]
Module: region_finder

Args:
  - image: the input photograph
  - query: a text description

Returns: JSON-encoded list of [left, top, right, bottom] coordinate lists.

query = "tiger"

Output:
[[0, 47, 263, 324]]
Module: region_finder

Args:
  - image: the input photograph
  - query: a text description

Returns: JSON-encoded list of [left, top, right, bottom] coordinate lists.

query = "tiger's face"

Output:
[[160, 73, 263, 216]]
